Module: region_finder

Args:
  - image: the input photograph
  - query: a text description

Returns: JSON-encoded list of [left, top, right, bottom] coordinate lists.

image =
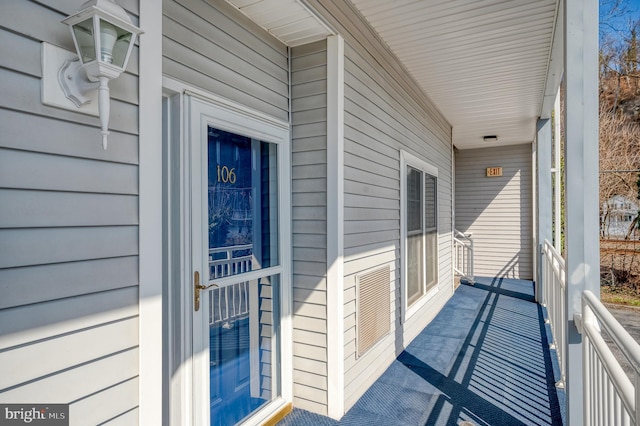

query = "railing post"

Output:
[[468, 235, 474, 283], [536, 118, 553, 304]]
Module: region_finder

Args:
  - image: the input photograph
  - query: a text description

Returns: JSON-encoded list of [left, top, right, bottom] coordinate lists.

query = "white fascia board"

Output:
[[540, 0, 564, 119]]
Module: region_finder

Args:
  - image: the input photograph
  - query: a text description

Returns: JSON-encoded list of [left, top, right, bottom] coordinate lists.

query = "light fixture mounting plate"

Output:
[[41, 42, 99, 116]]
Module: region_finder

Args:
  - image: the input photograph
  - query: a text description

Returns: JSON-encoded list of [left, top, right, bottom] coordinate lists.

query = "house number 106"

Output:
[[217, 165, 236, 184]]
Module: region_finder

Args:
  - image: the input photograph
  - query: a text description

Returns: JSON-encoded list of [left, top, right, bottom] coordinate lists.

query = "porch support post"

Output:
[[563, 0, 599, 424], [326, 34, 345, 419], [138, 0, 164, 424], [536, 118, 552, 303]]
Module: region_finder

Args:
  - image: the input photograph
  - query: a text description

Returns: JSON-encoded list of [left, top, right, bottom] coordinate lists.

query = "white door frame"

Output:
[[163, 77, 292, 426]]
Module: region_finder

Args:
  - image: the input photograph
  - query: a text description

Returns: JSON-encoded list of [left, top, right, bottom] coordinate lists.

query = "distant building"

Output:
[[602, 195, 639, 239]]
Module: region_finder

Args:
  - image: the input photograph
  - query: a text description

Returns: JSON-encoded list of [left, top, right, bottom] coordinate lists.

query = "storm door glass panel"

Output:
[[424, 173, 438, 291], [207, 128, 279, 280], [406, 166, 424, 306], [206, 126, 280, 426], [208, 275, 280, 426]]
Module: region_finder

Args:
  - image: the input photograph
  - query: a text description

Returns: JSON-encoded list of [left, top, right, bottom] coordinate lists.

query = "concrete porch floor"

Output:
[[278, 277, 565, 426]]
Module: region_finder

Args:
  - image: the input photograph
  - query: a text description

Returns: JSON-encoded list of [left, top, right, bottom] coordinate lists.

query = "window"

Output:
[[402, 152, 438, 313]]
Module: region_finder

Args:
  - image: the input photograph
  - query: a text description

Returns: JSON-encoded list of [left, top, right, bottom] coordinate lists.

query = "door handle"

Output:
[[194, 271, 219, 311]]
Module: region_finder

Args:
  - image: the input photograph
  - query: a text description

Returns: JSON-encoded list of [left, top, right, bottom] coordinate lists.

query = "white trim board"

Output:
[[400, 150, 440, 321], [326, 34, 345, 420], [138, 1, 163, 424]]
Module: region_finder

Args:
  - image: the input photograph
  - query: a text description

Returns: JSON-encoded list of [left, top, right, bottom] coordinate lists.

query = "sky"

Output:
[[600, 0, 640, 42]]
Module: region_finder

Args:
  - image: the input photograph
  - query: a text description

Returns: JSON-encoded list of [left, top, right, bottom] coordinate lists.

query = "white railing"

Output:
[[209, 244, 253, 279], [581, 290, 640, 425], [453, 229, 474, 284], [541, 239, 567, 388], [542, 238, 640, 424]]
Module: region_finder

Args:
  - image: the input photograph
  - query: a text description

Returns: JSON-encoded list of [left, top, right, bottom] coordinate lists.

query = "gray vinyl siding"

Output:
[[0, 0, 140, 423], [342, 39, 454, 409], [162, 0, 289, 123], [303, 1, 455, 410], [455, 145, 533, 280], [290, 40, 329, 415]]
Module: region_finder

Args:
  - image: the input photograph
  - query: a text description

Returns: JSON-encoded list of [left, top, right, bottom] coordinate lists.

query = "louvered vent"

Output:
[[357, 265, 391, 357]]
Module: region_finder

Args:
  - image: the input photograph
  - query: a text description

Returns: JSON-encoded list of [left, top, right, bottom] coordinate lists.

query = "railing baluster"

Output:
[[597, 355, 601, 425], [636, 371, 639, 425], [609, 375, 615, 425], [592, 343, 596, 426], [584, 339, 590, 425]]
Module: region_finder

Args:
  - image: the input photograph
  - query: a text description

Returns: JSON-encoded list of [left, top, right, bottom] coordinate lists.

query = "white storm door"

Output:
[[188, 96, 290, 426]]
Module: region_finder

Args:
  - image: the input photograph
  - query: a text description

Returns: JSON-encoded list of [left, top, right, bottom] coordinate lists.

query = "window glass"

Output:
[[425, 229, 438, 291], [424, 173, 438, 291], [407, 167, 422, 232], [407, 233, 424, 306], [406, 166, 424, 304], [424, 174, 437, 230], [405, 159, 438, 309], [207, 127, 279, 280]]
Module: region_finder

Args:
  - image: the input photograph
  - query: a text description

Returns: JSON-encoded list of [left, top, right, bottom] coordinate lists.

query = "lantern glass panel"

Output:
[[72, 18, 96, 64], [100, 19, 133, 68]]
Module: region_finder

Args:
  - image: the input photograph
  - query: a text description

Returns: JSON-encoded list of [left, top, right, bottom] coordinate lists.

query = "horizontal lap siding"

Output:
[[292, 0, 455, 409], [455, 145, 533, 279], [291, 40, 329, 415], [300, 7, 452, 409], [0, 1, 140, 423], [341, 34, 453, 410], [163, 0, 289, 123]]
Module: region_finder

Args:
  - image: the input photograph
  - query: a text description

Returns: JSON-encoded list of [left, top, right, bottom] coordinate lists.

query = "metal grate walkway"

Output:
[[278, 277, 565, 426]]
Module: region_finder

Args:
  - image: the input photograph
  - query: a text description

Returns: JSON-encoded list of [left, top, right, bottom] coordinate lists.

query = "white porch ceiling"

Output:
[[226, 0, 562, 150], [350, 0, 561, 150]]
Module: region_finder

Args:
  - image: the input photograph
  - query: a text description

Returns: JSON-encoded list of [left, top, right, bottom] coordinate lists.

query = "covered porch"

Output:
[[279, 277, 565, 425]]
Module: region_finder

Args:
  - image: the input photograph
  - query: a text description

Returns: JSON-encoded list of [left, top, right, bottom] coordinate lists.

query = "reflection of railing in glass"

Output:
[[209, 244, 253, 279], [209, 281, 250, 326], [208, 245, 253, 326]]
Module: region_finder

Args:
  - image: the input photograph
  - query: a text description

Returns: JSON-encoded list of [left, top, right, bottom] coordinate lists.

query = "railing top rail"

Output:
[[543, 239, 565, 267], [583, 290, 640, 373], [454, 229, 472, 240]]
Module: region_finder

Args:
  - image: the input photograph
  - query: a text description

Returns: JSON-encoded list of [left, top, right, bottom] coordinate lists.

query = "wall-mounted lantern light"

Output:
[[59, 0, 142, 149]]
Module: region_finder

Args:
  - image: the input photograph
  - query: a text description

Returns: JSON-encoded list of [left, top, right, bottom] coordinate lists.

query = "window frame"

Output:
[[400, 150, 439, 320]]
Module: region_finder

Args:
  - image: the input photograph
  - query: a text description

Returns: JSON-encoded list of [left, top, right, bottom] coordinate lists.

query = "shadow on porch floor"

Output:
[[278, 277, 565, 426]]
